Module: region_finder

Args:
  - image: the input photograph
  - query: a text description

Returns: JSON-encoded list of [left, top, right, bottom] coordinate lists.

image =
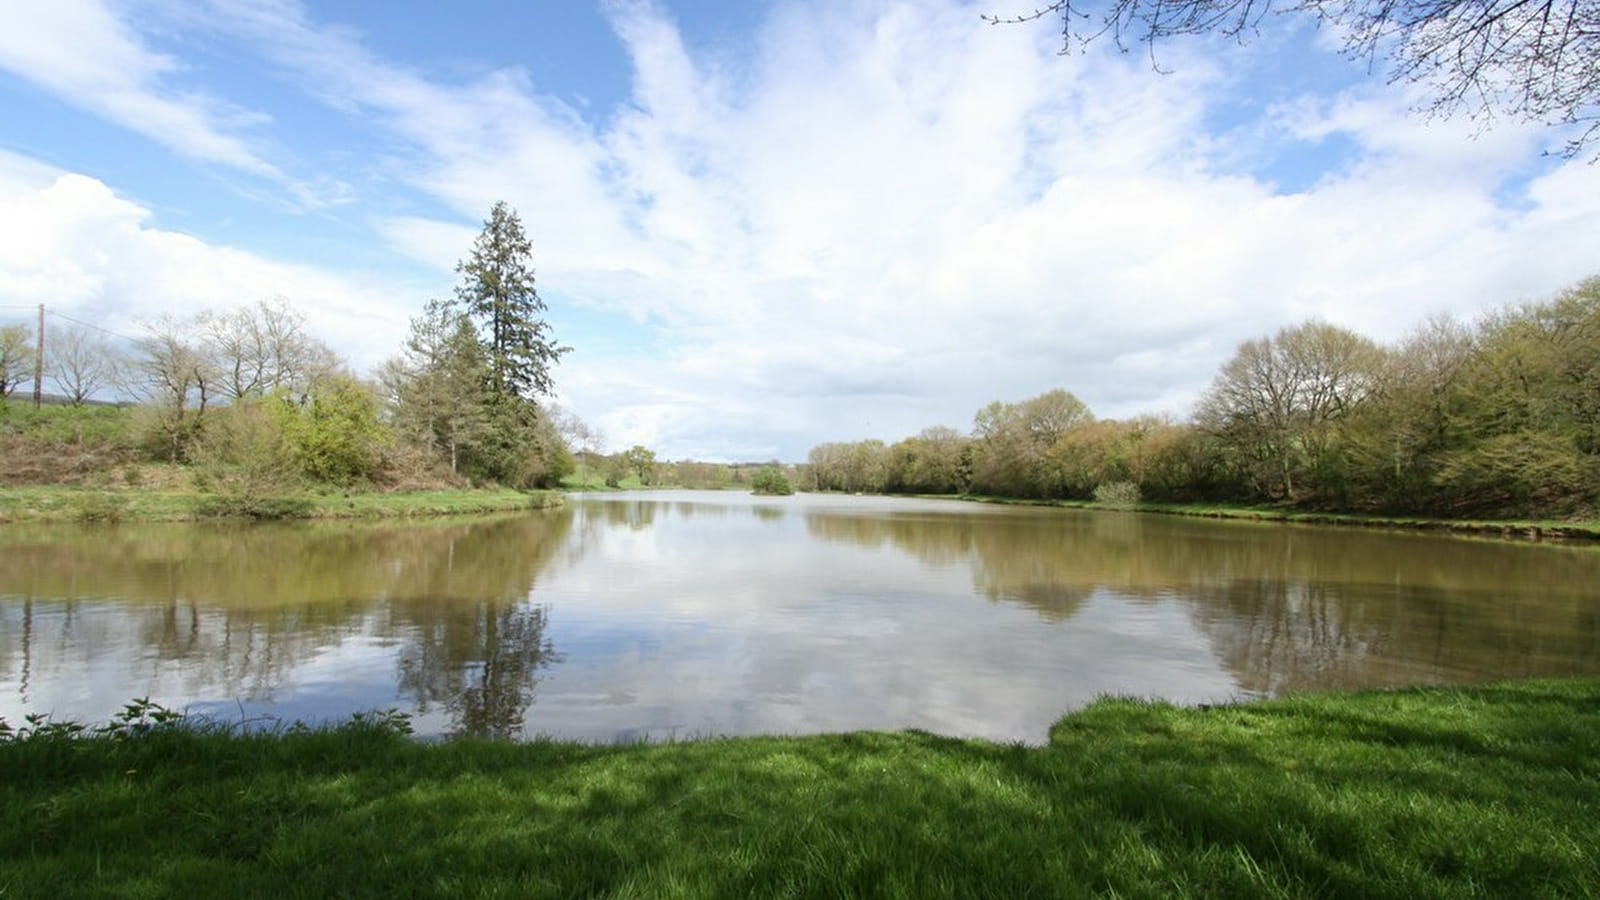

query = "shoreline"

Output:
[[918, 492, 1600, 543], [0, 485, 563, 524], [5, 480, 1598, 542]]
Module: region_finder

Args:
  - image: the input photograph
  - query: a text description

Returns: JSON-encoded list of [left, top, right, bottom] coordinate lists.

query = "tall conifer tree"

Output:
[[453, 201, 568, 399]]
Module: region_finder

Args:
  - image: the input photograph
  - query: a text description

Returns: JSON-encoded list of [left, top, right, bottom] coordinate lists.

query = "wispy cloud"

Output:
[[0, 0, 339, 206], [3, 0, 1596, 459]]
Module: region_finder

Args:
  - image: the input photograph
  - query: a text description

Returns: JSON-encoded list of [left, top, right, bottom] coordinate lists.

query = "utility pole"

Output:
[[32, 303, 44, 410]]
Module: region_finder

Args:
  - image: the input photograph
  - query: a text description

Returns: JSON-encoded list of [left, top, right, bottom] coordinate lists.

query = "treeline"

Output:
[[0, 202, 583, 504], [807, 276, 1600, 519], [571, 445, 799, 493]]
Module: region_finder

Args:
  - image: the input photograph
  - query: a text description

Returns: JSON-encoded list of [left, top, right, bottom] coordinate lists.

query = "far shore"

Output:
[[913, 493, 1600, 543], [5, 479, 1599, 543]]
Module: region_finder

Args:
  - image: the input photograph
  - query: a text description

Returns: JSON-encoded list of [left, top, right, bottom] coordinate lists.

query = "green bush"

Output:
[[192, 493, 313, 520], [272, 377, 388, 486], [751, 465, 795, 496], [69, 491, 128, 525], [190, 401, 308, 519], [1092, 480, 1142, 508]]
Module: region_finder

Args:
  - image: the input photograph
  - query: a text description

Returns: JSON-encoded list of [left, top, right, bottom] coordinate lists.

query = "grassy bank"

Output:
[[946, 494, 1600, 542], [3, 678, 1597, 898], [0, 484, 562, 524]]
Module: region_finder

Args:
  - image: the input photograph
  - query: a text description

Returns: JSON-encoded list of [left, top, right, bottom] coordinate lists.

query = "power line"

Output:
[[0, 306, 140, 343], [42, 308, 139, 343]]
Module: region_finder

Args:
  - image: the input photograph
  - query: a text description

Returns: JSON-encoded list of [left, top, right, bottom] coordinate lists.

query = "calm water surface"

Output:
[[2, 491, 1597, 742]]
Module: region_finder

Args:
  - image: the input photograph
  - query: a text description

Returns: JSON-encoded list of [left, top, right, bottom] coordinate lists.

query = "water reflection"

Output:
[[2, 492, 1598, 742], [0, 513, 575, 736], [803, 503, 1600, 693]]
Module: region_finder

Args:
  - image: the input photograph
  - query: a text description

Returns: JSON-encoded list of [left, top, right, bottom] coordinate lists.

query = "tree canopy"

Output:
[[806, 274, 1600, 517], [454, 201, 568, 400], [989, 0, 1600, 155], [380, 203, 575, 488]]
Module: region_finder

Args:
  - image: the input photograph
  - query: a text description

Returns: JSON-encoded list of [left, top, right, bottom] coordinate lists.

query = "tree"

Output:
[[624, 445, 657, 484], [1196, 320, 1384, 501], [275, 374, 389, 486], [201, 298, 335, 401], [188, 398, 308, 518], [453, 201, 568, 400], [811, 439, 892, 492], [970, 389, 1093, 497], [127, 315, 214, 460], [383, 300, 495, 477], [886, 425, 972, 493], [989, 0, 1600, 155], [1341, 314, 1474, 509], [0, 324, 33, 404], [551, 405, 602, 488], [751, 465, 796, 496], [1425, 276, 1600, 513], [46, 322, 119, 406]]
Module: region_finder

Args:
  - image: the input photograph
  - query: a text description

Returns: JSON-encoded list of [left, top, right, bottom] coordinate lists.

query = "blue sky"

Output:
[[1, 0, 1595, 461]]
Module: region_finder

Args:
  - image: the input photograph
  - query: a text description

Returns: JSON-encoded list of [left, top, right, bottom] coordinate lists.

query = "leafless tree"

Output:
[[47, 322, 121, 406], [550, 404, 603, 487], [202, 297, 335, 401], [127, 315, 215, 459], [987, 0, 1599, 155], [0, 324, 32, 403]]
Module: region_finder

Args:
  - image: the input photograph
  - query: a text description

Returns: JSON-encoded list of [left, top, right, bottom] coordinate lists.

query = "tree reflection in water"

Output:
[[5, 497, 1600, 736], [803, 505, 1600, 693], [396, 600, 560, 738], [0, 511, 579, 735]]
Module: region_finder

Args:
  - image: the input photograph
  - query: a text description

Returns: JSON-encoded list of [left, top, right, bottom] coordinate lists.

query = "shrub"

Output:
[[189, 400, 308, 519], [1092, 480, 1141, 508], [70, 491, 128, 525], [751, 466, 795, 496], [274, 377, 388, 486]]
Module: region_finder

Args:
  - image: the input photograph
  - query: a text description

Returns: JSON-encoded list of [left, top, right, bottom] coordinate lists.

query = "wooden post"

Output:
[[32, 303, 43, 409]]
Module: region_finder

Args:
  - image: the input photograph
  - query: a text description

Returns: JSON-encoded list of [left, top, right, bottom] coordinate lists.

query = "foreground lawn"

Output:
[[3, 679, 1597, 898]]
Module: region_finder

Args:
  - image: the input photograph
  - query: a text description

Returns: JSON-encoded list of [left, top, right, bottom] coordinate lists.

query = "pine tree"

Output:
[[453, 201, 568, 399], [384, 300, 494, 476]]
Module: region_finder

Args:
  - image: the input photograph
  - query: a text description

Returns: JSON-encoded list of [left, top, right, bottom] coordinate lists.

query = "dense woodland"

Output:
[[807, 276, 1600, 519]]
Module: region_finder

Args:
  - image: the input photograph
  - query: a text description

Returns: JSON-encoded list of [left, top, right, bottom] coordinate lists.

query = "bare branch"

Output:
[[989, 0, 1600, 155]]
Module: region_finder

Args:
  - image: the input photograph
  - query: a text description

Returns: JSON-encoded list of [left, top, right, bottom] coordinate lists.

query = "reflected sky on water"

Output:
[[3, 491, 1597, 742]]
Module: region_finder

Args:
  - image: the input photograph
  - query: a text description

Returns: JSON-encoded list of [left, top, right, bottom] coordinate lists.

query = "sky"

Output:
[[0, 0, 1596, 461]]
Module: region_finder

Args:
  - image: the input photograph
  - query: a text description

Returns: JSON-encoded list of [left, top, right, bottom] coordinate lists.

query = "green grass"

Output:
[[560, 472, 642, 491], [3, 679, 1597, 898], [561, 473, 728, 491], [299, 488, 563, 518], [0, 485, 561, 523], [947, 494, 1600, 541]]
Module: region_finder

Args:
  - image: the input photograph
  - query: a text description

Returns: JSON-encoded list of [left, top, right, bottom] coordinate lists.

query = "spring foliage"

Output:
[[809, 275, 1600, 517]]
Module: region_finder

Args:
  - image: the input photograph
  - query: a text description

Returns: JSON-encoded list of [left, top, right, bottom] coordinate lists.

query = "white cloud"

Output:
[[0, 151, 423, 376], [7, 1, 1598, 458], [0, 0, 344, 206]]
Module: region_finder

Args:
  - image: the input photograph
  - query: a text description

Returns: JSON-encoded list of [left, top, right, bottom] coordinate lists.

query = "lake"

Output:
[[2, 491, 1596, 742]]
